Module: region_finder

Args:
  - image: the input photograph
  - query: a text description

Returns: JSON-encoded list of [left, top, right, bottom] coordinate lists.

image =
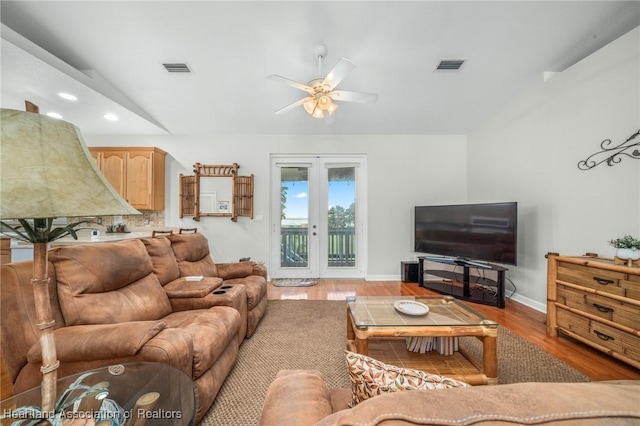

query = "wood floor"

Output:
[[268, 279, 640, 381]]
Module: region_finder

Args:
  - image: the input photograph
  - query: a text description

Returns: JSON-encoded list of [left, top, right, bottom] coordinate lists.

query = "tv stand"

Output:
[[418, 256, 507, 308]]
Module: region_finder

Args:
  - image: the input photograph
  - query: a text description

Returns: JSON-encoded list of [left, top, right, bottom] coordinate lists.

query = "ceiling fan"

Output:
[[267, 45, 378, 123]]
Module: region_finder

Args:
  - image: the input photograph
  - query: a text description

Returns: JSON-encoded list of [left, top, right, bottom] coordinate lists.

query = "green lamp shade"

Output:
[[1, 109, 139, 220]]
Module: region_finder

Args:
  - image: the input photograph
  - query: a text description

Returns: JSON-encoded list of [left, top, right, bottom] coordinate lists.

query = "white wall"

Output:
[[467, 27, 640, 310], [85, 134, 467, 278]]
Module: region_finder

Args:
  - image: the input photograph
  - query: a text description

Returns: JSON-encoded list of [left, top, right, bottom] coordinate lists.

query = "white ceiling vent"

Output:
[[163, 63, 192, 73], [436, 59, 465, 71]]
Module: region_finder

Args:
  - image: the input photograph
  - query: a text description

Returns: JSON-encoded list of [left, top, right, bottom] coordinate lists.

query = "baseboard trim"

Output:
[[509, 293, 546, 313], [365, 275, 399, 281]]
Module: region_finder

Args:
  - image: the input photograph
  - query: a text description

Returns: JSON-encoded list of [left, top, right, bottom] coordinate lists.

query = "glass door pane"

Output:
[[271, 155, 365, 279], [326, 167, 356, 268], [280, 166, 309, 268]]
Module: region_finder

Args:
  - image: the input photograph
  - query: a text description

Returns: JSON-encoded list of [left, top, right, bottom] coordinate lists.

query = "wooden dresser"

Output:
[[546, 253, 640, 369]]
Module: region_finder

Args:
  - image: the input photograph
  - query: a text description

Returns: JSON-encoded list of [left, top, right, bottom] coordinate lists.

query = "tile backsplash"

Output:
[[99, 211, 165, 228]]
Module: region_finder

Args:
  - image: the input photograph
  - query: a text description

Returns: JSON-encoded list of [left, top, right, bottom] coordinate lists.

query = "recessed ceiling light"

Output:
[[46, 112, 63, 119], [103, 113, 119, 121], [58, 92, 78, 101]]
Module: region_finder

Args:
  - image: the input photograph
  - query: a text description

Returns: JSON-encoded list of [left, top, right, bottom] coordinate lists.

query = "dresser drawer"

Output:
[[557, 262, 626, 297], [557, 285, 640, 331], [623, 274, 640, 301], [557, 308, 640, 363]]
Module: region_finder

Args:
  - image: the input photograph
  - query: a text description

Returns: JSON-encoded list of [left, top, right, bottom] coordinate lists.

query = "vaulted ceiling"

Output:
[[1, 1, 638, 135]]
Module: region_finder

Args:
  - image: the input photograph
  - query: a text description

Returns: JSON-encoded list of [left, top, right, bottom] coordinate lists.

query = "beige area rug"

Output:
[[199, 300, 590, 426]]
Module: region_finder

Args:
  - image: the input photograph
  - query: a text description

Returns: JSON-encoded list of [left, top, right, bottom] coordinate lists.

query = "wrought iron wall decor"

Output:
[[578, 129, 640, 170]]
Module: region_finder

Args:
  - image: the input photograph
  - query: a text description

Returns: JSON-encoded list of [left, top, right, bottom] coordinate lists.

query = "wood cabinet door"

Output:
[[125, 150, 154, 209], [100, 151, 126, 198], [90, 150, 100, 167], [88, 147, 165, 211]]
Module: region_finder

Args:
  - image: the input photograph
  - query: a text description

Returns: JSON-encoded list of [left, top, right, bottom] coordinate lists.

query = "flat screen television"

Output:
[[414, 202, 517, 266]]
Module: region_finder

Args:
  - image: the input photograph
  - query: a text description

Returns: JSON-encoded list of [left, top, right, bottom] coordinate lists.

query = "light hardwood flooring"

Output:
[[268, 279, 640, 381]]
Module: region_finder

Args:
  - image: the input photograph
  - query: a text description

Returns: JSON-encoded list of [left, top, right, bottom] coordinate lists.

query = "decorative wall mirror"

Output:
[[180, 163, 253, 222]]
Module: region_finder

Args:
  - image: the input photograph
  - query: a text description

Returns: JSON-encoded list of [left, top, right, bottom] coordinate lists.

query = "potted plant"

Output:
[[608, 235, 640, 261]]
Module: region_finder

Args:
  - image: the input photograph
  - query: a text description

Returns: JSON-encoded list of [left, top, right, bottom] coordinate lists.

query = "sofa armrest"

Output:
[[216, 261, 254, 280], [316, 381, 640, 426], [27, 321, 167, 363], [251, 262, 267, 279], [258, 370, 334, 426], [137, 327, 194, 377]]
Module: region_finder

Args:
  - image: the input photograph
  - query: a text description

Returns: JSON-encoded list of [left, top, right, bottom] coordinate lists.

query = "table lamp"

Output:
[[0, 108, 140, 415]]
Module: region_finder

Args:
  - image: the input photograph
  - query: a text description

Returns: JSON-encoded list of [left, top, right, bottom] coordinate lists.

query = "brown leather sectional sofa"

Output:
[[259, 370, 640, 425], [0, 232, 267, 422]]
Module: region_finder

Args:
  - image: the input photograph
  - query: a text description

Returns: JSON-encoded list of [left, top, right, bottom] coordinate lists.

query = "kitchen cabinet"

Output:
[[89, 147, 166, 211], [1, 238, 10, 265]]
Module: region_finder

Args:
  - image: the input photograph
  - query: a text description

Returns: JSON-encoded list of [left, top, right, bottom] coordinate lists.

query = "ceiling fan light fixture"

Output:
[[312, 107, 324, 119], [318, 95, 333, 111], [303, 99, 317, 115], [303, 93, 336, 118]]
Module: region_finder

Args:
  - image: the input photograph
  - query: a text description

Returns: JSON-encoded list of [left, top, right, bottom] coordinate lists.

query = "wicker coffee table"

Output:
[[346, 295, 498, 385]]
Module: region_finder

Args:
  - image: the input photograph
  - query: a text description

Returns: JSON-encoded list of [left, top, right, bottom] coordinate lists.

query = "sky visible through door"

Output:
[[282, 180, 354, 221]]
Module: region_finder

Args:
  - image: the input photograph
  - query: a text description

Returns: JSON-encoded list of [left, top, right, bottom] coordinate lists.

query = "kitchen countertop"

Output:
[[8, 228, 178, 261], [50, 227, 179, 245], [7, 227, 179, 247], [51, 231, 155, 245]]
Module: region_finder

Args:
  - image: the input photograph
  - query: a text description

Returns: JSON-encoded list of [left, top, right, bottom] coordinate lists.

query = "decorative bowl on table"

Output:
[[393, 300, 429, 316]]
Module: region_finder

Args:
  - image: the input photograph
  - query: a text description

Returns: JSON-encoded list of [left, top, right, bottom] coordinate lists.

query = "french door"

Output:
[[270, 155, 367, 279]]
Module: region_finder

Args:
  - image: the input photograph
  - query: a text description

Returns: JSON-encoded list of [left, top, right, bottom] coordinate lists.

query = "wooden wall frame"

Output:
[[179, 163, 253, 222]]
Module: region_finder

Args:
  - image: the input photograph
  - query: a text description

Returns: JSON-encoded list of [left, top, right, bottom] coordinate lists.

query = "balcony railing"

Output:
[[281, 226, 355, 268]]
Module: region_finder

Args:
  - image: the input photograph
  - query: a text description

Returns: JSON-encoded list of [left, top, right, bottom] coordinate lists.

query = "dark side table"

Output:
[[1, 362, 195, 425]]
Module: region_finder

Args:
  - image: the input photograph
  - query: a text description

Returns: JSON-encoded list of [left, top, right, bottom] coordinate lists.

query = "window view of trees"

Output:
[[328, 203, 355, 228], [279, 166, 357, 268], [281, 185, 288, 220]]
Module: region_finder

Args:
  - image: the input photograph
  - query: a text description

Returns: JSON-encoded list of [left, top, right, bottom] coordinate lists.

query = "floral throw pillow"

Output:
[[345, 350, 470, 406]]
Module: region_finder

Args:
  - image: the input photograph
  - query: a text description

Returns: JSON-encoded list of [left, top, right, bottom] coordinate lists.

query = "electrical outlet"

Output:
[[96, 217, 102, 225]]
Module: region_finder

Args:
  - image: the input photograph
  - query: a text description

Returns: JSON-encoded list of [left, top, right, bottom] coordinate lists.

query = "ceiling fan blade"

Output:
[[322, 58, 355, 90], [330, 90, 378, 103], [274, 97, 312, 115], [267, 74, 314, 94]]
